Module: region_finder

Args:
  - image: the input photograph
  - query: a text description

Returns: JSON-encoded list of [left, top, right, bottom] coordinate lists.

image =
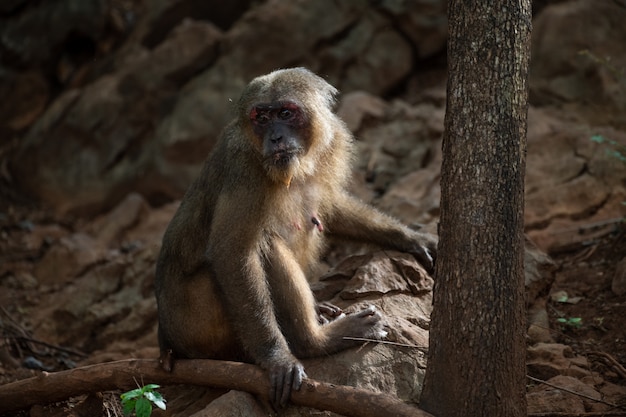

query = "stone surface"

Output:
[[530, 0, 626, 123], [527, 343, 591, 381], [5, 0, 448, 216]]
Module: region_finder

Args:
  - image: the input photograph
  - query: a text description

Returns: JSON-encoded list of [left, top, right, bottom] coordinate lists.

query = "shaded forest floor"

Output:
[[0, 203, 624, 415], [547, 224, 626, 385]]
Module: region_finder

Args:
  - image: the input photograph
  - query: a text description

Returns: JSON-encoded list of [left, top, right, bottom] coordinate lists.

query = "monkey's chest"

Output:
[[274, 209, 324, 244], [270, 192, 325, 258]]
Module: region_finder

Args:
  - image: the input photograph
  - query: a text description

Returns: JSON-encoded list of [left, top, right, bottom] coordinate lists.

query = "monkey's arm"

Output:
[[326, 193, 437, 272], [207, 192, 306, 408]]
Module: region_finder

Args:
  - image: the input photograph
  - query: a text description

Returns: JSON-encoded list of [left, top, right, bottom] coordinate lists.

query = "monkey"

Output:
[[154, 67, 437, 409]]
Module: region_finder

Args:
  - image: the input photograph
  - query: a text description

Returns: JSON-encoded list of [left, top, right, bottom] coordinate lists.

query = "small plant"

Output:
[[120, 384, 166, 417], [591, 135, 626, 164], [556, 317, 583, 329]]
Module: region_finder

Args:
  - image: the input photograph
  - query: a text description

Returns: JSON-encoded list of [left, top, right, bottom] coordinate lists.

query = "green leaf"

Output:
[[122, 399, 135, 416], [121, 388, 143, 401], [146, 391, 167, 410], [143, 384, 161, 391], [135, 397, 153, 417], [591, 135, 606, 143], [557, 317, 583, 328]]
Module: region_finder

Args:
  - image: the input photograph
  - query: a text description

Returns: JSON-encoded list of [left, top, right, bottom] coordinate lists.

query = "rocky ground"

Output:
[[0, 0, 625, 416]]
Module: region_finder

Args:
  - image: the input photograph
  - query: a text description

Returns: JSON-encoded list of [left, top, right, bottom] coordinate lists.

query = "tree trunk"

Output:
[[419, 0, 531, 416]]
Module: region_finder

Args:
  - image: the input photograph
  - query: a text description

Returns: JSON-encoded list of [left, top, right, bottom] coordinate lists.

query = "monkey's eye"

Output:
[[278, 108, 294, 120], [255, 113, 271, 125]]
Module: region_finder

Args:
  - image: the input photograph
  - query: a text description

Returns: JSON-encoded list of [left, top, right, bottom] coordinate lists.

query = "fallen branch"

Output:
[[527, 375, 625, 411], [0, 358, 432, 417], [588, 351, 626, 379]]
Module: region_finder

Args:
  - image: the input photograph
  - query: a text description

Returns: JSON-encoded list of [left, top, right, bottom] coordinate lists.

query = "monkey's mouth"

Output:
[[268, 150, 299, 167]]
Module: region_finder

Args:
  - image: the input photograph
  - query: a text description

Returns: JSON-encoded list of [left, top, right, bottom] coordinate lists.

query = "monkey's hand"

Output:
[[267, 353, 307, 409], [408, 231, 438, 274]]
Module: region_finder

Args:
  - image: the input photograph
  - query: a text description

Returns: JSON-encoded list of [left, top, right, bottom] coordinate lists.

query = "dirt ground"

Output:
[[547, 223, 626, 386]]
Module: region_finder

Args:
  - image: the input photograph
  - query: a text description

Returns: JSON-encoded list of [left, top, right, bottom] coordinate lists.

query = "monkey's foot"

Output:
[[316, 301, 344, 324], [338, 305, 388, 343]]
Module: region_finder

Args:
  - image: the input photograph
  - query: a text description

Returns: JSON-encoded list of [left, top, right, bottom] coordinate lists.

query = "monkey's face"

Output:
[[249, 101, 309, 176]]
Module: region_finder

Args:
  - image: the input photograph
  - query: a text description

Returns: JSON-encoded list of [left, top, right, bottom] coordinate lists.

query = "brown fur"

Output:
[[154, 68, 437, 406]]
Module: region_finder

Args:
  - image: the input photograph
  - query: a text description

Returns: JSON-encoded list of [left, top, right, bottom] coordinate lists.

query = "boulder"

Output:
[[530, 0, 626, 123]]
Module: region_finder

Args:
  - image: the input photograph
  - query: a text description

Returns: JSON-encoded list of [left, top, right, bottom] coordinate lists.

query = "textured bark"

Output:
[[419, 0, 531, 416], [0, 358, 433, 417]]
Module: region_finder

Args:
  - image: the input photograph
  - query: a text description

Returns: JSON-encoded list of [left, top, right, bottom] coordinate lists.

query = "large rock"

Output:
[[0, 0, 108, 67], [7, 0, 448, 216], [10, 20, 222, 216], [525, 110, 626, 251], [530, 0, 626, 122]]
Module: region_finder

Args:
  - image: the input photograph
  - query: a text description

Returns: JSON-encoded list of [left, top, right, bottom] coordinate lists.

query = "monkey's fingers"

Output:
[[282, 363, 306, 407], [316, 302, 343, 317], [411, 246, 435, 274], [269, 366, 284, 409], [352, 305, 378, 317], [269, 361, 307, 408]]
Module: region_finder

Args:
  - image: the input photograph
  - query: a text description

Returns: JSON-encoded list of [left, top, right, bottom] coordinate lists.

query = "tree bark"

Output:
[[0, 358, 433, 417], [419, 0, 531, 416]]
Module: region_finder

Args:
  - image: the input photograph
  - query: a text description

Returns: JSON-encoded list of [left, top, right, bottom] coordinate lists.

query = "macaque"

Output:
[[155, 67, 437, 408]]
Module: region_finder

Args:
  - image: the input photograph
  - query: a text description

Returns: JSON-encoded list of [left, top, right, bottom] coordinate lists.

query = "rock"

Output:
[[527, 299, 554, 344], [612, 257, 626, 296], [375, 0, 447, 59], [30, 240, 159, 350], [527, 343, 590, 381], [10, 20, 222, 216], [0, 69, 49, 133], [379, 169, 441, 227], [336, 23, 413, 94], [0, 0, 108, 67], [526, 174, 610, 228], [524, 236, 556, 307], [525, 236, 556, 346], [337, 91, 388, 133], [6, 1, 450, 217], [188, 391, 267, 417], [33, 233, 108, 286], [319, 251, 433, 300], [91, 192, 149, 246], [530, 0, 626, 122], [528, 375, 602, 414], [525, 122, 626, 251], [525, 131, 585, 195], [348, 99, 441, 200]]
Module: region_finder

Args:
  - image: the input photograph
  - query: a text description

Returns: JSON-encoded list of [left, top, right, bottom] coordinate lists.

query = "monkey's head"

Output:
[[237, 68, 341, 187]]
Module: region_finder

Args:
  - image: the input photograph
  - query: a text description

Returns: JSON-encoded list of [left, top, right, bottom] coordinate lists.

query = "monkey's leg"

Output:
[[157, 270, 236, 360], [267, 239, 386, 357]]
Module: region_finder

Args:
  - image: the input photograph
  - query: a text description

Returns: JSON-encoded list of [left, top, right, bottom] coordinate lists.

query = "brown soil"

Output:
[[547, 223, 626, 386]]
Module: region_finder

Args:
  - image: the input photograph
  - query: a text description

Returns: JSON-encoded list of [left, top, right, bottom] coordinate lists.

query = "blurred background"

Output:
[[0, 0, 624, 218]]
